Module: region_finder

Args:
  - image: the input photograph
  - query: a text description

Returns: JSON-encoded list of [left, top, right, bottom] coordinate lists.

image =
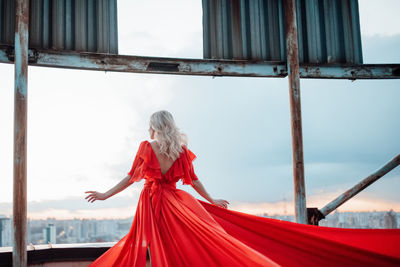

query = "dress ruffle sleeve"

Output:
[[179, 146, 198, 186], [127, 141, 151, 183], [128, 141, 198, 185], [128, 141, 163, 184]]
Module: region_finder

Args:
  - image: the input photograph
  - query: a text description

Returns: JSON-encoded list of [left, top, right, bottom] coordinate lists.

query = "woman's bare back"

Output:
[[150, 141, 175, 175]]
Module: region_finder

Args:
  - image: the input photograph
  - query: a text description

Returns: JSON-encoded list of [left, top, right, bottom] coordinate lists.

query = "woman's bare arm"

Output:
[[192, 180, 229, 209], [85, 175, 132, 203]]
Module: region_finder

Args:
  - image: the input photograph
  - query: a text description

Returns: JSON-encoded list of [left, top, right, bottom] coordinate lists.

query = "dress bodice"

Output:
[[127, 140, 198, 186]]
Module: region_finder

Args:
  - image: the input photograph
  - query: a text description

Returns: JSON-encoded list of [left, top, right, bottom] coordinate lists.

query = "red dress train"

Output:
[[89, 141, 400, 267]]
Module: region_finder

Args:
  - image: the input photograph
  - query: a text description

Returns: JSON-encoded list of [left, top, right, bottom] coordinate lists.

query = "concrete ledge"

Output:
[[0, 243, 114, 267]]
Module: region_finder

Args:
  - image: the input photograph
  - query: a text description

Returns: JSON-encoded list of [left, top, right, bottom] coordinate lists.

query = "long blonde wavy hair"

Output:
[[149, 110, 187, 160]]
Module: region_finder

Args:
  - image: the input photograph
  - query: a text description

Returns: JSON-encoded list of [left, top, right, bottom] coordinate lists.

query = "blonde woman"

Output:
[[85, 110, 277, 266]]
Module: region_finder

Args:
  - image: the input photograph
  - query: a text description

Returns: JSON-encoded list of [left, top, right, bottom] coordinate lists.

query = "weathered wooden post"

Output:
[[13, 0, 29, 266], [284, 0, 307, 224]]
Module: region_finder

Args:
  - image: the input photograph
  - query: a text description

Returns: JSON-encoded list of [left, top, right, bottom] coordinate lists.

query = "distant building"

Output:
[[319, 210, 399, 229], [43, 223, 56, 244], [384, 210, 397, 229], [0, 215, 12, 247]]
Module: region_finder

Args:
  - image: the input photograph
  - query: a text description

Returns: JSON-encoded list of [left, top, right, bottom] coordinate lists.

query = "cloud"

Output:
[[117, 0, 203, 58], [0, 66, 176, 202], [159, 69, 400, 203], [232, 191, 400, 216], [0, 193, 141, 219], [359, 0, 400, 37], [362, 34, 400, 63]]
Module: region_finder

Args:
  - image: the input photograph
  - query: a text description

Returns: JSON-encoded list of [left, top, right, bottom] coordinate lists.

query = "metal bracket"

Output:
[[307, 208, 325, 225], [5, 46, 38, 63], [28, 49, 39, 63]]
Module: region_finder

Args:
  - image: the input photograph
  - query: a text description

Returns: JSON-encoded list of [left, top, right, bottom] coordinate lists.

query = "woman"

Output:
[[85, 111, 400, 267], [85, 110, 277, 266]]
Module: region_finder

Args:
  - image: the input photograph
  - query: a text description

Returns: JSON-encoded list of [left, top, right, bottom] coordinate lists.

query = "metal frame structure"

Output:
[[1, 47, 399, 79], [1, 0, 399, 265]]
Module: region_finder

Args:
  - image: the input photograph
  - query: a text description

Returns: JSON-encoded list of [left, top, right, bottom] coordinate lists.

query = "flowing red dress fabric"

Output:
[[89, 141, 400, 267]]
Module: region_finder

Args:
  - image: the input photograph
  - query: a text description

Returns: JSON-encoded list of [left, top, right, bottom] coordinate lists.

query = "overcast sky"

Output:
[[0, 0, 399, 219]]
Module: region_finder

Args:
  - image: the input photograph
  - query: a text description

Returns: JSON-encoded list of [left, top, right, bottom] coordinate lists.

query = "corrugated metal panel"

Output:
[[0, 0, 15, 45], [0, 0, 118, 54], [203, 0, 286, 61], [202, 0, 363, 64]]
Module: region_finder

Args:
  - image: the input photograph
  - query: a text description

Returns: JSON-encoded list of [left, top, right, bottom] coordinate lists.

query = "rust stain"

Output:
[[13, 1, 29, 267], [284, 0, 306, 224]]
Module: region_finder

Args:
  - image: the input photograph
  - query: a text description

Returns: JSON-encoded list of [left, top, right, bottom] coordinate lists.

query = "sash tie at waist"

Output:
[[144, 180, 177, 221], [144, 180, 177, 198]]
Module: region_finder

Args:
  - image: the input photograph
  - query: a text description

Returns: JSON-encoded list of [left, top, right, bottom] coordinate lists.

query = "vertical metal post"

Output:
[[13, 0, 29, 266], [284, 0, 307, 224]]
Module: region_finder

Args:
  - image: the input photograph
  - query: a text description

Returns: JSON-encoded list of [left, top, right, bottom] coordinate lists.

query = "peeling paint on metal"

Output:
[[13, 0, 29, 266], [2, 46, 398, 79], [14, 36, 27, 96], [285, 0, 307, 224]]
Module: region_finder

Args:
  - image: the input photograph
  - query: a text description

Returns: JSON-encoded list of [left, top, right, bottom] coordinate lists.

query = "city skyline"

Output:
[[1, 210, 398, 248]]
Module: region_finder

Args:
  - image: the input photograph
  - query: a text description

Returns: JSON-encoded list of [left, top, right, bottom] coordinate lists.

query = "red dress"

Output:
[[89, 141, 400, 267]]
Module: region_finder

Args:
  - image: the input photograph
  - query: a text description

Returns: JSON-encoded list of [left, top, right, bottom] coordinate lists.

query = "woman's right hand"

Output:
[[212, 199, 230, 209], [85, 191, 107, 203]]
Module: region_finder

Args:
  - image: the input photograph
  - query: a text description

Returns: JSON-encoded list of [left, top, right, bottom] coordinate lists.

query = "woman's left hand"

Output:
[[85, 191, 107, 203], [212, 199, 230, 209]]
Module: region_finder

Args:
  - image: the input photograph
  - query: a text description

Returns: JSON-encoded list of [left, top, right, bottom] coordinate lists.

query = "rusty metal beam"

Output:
[[284, 0, 307, 224], [1, 46, 399, 79], [320, 154, 400, 217], [0, 46, 286, 77], [300, 64, 400, 80], [13, 0, 29, 266]]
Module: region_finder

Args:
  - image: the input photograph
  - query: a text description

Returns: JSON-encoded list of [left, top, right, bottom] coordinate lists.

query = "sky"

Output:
[[0, 0, 399, 219]]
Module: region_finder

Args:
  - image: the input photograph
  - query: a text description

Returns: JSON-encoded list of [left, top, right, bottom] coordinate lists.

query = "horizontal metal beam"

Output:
[[1, 46, 399, 79], [0, 46, 286, 78], [320, 154, 400, 217], [300, 64, 400, 80]]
